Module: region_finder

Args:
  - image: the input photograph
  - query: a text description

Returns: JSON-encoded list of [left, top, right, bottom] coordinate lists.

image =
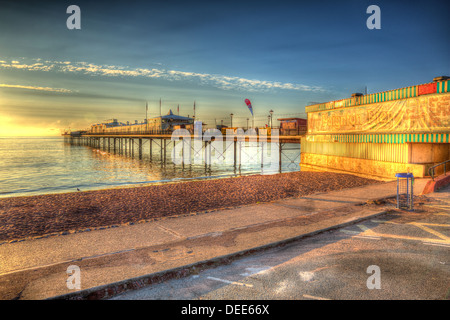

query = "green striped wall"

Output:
[[437, 80, 450, 93], [307, 133, 450, 144]]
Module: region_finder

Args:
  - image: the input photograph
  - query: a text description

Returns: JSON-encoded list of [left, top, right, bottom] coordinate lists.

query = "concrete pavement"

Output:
[[110, 185, 450, 300], [0, 178, 433, 299]]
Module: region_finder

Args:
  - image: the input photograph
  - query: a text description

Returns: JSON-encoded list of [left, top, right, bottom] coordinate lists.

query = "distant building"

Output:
[[160, 110, 194, 131], [277, 118, 307, 136], [104, 119, 119, 126]]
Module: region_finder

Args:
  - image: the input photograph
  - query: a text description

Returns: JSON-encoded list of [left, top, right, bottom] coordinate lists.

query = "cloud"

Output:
[[0, 83, 74, 93], [0, 57, 324, 93]]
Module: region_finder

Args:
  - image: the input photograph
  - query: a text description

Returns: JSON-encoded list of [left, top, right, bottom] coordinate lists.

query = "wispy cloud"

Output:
[[0, 83, 74, 93], [0, 58, 324, 93]]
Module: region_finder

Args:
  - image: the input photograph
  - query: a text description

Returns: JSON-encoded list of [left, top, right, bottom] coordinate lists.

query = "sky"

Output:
[[0, 0, 449, 136]]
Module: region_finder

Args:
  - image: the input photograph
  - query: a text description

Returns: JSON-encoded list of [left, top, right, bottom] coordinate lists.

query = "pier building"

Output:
[[90, 110, 194, 134], [278, 118, 307, 136]]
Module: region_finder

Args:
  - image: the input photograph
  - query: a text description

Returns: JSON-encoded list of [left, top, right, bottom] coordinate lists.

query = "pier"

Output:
[[63, 130, 303, 173]]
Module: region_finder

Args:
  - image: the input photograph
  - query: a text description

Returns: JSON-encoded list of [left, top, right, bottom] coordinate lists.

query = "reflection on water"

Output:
[[0, 136, 300, 198]]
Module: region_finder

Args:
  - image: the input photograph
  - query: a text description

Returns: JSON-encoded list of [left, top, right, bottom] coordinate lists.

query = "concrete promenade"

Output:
[[0, 178, 433, 300]]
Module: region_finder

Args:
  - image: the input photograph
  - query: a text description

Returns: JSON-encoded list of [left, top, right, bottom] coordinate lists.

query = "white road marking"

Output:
[[371, 219, 402, 225], [357, 224, 370, 231], [371, 219, 389, 223], [207, 276, 253, 287], [352, 235, 381, 240], [240, 267, 271, 277], [340, 229, 360, 235]]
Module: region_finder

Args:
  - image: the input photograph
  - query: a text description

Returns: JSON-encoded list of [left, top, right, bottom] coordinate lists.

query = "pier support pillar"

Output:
[[149, 139, 152, 161], [279, 142, 282, 173], [160, 138, 163, 165], [163, 139, 167, 165]]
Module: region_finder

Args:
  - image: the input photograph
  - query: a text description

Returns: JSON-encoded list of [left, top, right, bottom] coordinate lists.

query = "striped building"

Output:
[[300, 77, 450, 179]]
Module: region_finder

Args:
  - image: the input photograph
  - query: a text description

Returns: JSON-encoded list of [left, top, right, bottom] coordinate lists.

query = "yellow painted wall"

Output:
[[300, 152, 427, 178], [409, 143, 449, 164]]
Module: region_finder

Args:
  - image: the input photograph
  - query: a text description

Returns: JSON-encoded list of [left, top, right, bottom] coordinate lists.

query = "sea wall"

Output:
[[301, 84, 450, 179]]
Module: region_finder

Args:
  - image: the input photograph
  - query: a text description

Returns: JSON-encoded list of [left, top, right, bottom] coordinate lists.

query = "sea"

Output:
[[0, 136, 301, 198]]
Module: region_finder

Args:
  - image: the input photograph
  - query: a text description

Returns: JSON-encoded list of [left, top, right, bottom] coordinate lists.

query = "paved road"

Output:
[[111, 190, 450, 300]]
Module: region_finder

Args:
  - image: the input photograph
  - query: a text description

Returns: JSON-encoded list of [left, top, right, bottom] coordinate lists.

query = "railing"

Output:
[[428, 159, 450, 180], [82, 128, 304, 137], [86, 129, 173, 136]]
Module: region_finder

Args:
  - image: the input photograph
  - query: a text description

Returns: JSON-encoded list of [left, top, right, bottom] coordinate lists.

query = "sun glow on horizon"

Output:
[[0, 114, 62, 137]]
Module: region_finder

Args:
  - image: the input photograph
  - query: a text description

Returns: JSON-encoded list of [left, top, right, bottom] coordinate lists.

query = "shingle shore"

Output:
[[0, 171, 381, 242]]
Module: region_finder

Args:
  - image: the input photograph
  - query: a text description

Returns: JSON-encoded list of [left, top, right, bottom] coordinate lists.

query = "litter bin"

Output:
[[395, 173, 414, 211]]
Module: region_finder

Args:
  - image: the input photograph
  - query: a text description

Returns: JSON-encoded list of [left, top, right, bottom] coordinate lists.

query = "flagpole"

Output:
[[145, 101, 148, 133], [159, 98, 162, 132]]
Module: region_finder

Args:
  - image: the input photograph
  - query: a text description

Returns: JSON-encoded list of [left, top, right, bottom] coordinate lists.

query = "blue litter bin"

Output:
[[395, 173, 414, 211]]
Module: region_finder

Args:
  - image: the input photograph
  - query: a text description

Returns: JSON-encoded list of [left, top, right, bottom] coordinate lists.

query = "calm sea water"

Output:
[[0, 136, 300, 198]]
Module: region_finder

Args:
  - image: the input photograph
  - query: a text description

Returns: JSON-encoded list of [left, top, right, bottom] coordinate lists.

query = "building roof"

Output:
[[160, 109, 193, 120]]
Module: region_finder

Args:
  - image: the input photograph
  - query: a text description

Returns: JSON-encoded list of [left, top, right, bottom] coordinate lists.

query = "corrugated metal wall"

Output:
[[301, 141, 409, 163]]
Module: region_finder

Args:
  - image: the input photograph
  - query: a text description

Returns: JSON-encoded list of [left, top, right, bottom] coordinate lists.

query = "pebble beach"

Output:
[[0, 171, 381, 242]]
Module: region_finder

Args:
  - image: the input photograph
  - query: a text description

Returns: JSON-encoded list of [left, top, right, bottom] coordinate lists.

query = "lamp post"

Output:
[[230, 113, 234, 128], [269, 109, 274, 128]]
